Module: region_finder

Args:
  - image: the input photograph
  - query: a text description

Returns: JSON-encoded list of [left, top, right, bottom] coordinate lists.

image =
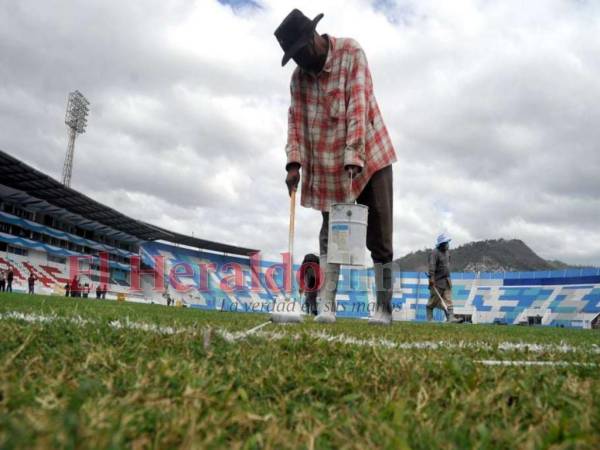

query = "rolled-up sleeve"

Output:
[[343, 48, 368, 168]]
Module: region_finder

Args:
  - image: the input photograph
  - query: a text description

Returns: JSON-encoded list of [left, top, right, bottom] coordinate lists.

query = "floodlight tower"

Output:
[[62, 90, 90, 187]]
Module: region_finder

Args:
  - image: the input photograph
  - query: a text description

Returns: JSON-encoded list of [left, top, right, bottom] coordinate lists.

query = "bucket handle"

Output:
[[348, 171, 356, 204]]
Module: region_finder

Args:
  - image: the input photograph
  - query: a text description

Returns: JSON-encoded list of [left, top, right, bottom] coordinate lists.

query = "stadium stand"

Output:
[[1, 149, 599, 327], [0, 149, 256, 301]]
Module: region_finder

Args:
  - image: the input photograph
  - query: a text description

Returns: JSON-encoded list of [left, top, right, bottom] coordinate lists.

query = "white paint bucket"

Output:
[[327, 203, 368, 266]]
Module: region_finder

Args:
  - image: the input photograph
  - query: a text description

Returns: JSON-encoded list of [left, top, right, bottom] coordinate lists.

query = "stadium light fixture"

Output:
[[62, 90, 90, 187]]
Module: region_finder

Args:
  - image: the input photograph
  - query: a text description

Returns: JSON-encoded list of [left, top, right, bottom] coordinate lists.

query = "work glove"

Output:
[[285, 164, 300, 196]]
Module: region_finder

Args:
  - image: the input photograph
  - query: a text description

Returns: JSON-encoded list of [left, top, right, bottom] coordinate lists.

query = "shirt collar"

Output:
[[322, 35, 334, 73]]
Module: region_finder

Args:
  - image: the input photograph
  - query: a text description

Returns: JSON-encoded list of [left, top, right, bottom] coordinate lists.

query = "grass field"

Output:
[[1, 292, 599, 449]]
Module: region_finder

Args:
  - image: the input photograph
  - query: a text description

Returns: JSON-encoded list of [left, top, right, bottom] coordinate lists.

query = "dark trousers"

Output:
[[7, 281, 12, 292], [304, 291, 318, 315], [0, 280, 5, 291], [319, 165, 394, 264]]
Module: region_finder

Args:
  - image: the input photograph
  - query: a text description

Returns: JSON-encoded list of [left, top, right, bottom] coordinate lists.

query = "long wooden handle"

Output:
[[289, 190, 296, 262], [288, 190, 296, 294], [433, 285, 448, 312]]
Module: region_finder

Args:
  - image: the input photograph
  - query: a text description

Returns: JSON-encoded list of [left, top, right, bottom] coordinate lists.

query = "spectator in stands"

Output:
[[71, 276, 79, 298], [7, 269, 14, 293], [65, 282, 70, 297], [427, 234, 461, 323], [0, 270, 5, 292], [299, 253, 320, 316], [275, 10, 396, 324], [28, 273, 36, 295]]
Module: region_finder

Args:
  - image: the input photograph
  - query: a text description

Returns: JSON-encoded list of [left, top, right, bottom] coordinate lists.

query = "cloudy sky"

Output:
[[1, 0, 599, 265]]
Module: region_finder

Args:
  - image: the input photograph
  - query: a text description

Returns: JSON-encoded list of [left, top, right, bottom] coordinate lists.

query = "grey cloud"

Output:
[[1, 0, 600, 265]]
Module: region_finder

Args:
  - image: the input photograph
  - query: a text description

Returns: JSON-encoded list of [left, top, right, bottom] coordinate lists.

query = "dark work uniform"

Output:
[[28, 275, 35, 295], [7, 270, 14, 292]]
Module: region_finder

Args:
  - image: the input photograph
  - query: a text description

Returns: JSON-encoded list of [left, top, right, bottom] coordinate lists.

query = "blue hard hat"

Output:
[[436, 233, 451, 246]]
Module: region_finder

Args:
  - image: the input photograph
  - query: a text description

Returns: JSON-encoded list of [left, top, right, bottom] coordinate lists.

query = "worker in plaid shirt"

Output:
[[275, 10, 397, 325]]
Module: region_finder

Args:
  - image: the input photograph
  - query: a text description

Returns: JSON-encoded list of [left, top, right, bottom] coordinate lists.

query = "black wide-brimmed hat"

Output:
[[274, 9, 324, 66]]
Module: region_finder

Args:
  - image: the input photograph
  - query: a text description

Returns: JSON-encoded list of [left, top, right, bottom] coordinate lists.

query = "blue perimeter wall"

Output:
[[141, 242, 600, 328]]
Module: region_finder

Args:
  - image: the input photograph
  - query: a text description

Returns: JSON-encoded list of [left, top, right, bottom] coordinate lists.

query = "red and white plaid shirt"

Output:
[[286, 36, 397, 211]]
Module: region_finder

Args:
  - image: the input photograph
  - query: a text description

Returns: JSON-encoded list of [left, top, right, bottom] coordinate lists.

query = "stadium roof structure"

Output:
[[0, 150, 258, 256]]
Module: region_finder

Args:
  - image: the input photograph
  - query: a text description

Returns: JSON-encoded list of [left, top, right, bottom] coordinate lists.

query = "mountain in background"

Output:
[[395, 239, 574, 272]]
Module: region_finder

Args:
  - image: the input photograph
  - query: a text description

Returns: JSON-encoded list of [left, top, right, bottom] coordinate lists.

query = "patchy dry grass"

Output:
[[0, 293, 599, 449]]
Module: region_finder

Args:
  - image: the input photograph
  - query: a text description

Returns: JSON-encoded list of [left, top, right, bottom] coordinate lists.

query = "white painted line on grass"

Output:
[[108, 317, 180, 335], [2, 312, 600, 359], [242, 321, 272, 336], [477, 360, 597, 367], [0, 311, 92, 326]]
